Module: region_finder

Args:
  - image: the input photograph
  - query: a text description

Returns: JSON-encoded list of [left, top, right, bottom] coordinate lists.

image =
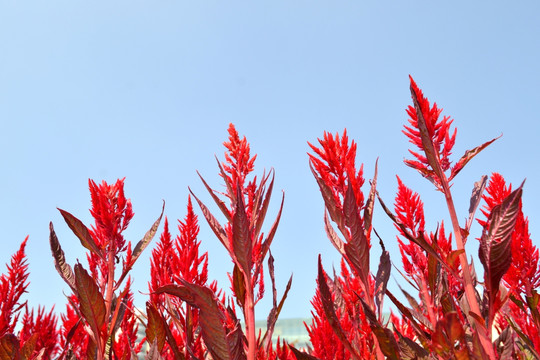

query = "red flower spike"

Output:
[[19, 306, 58, 359], [192, 124, 287, 360], [222, 123, 257, 195], [88, 178, 134, 255], [308, 129, 374, 296], [308, 130, 365, 210], [0, 237, 30, 337], [404, 76, 457, 190], [148, 196, 210, 360]]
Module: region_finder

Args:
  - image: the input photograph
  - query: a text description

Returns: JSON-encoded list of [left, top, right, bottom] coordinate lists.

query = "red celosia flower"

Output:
[[222, 123, 257, 194], [19, 305, 58, 359], [308, 129, 365, 210], [0, 237, 30, 337], [403, 76, 457, 190], [88, 178, 134, 254], [149, 197, 209, 359]]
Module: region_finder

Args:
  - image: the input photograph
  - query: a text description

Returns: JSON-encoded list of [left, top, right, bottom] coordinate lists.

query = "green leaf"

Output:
[[58, 208, 103, 259], [74, 263, 106, 338], [49, 222, 77, 294]]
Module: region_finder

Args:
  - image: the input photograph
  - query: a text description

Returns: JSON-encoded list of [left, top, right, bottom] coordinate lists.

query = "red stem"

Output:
[[442, 182, 496, 358], [244, 275, 256, 360]]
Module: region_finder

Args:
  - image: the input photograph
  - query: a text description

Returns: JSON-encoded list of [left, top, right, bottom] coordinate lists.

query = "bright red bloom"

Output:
[[0, 237, 29, 337], [89, 178, 134, 254], [308, 129, 365, 211], [149, 197, 208, 359], [404, 76, 457, 189], [19, 305, 58, 359], [222, 123, 257, 194]]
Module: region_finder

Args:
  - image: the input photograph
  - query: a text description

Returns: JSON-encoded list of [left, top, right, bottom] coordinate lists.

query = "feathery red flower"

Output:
[[19, 305, 58, 359], [403, 76, 456, 190], [0, 237, 29, 337], [308, 129, 365, 209]]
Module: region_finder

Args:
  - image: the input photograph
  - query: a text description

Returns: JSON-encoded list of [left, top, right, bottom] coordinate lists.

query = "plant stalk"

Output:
[[244, 279, 257, 360], [443, 183, 496, 358]]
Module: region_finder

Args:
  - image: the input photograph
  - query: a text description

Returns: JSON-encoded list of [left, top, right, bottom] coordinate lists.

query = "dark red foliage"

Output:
[[479, 173, 540, 295]]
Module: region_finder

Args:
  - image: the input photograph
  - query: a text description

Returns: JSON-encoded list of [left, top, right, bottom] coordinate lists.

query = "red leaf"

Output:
[[343, 181, 370, 286], [145, 302, 167, 353], [190, 190, 229, 250], [0, 334, 20, 360], [252, 170, 274, 238], [58, 209, 103, 259], [197, 170, 232, 223], [309, 163, 345, 232], [316, 256, 362, 360], [155, 283, 238, 360], [324, 211, 345, 257], [465, 176, 488, 234], [359, 297, 401, 360], [364, 159, 378, 233], [479, 181, 524, 299], [374, 250, 391, 320], [74, 263, 106, 339], [117, 201, 165, 287], [288, 346, 321, 360], [259, 191, 285, 263], [450, 136, 500, 181], [232, 184, 252, 276], [49, 222, 77, 294]]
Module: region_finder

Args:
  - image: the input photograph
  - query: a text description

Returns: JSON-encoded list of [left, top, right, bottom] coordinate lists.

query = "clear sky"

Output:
[[1, 2, 539, 321]]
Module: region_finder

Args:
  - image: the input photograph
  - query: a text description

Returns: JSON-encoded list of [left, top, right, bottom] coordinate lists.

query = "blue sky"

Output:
[[1, 2, 539, 321]]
